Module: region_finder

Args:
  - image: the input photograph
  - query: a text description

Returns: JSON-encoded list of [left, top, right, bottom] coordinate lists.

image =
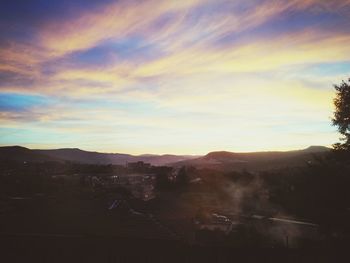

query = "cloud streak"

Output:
[[0, 0, 349, 153]]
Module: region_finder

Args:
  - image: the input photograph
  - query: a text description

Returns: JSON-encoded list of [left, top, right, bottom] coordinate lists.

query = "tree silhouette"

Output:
[[332, 78, 350, 152]]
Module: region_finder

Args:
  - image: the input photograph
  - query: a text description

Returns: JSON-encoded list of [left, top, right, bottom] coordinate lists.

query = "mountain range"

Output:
[[0, 145, 330, 170], [175, 146, 330, 171], [0, 146, 198, 166]]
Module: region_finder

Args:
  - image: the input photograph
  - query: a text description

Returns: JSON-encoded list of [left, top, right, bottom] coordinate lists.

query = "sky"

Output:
[[0, 0, 350, 155]]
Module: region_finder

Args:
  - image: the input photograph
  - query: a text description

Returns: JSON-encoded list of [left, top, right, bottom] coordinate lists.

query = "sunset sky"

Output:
[[1, 0, 350, 154]]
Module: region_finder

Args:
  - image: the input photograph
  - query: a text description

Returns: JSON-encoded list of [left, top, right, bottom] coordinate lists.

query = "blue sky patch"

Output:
[[0, 93, 51, 112]]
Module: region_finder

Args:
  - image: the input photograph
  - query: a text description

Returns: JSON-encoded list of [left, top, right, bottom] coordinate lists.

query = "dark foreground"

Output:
[[1, 153, 350, 262], [0, 234, 348, 263]]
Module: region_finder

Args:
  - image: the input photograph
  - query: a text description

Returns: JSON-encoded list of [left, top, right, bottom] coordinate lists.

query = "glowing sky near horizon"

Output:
[[0, 0, 350, 154]]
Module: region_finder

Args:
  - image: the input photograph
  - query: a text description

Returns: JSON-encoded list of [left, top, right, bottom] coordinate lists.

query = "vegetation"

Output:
[[333, 78, 350, 153]]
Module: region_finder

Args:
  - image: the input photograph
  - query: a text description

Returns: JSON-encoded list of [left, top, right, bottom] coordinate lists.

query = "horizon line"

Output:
[[0, 144, 331, 156]]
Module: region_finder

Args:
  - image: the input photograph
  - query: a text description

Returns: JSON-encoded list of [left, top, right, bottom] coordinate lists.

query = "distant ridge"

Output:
[[0, 146, 198, 166], [0, 145, 329, 169], [0, 146, 58, 163], [35, 148, 132, 165], [301, 146, 330, 153], [34, 148, 198, 166], [173, 146, 331, 171], [203, 146, 330, 159]]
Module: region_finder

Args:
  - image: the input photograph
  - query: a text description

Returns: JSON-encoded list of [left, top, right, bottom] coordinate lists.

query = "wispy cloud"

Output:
[[0, 0, 349, 153]]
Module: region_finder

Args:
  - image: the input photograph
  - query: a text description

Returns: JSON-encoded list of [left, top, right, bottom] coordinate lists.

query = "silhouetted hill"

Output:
[[203, 146, 329, 161], [174, 146, 330, 171], [0, 146, 196, 166], [0, 145, 329, 169], [0, 146, 59, 163], [301, 146, 329, 153], [35, 148, 133, 165], [32, 148, 198, 166]]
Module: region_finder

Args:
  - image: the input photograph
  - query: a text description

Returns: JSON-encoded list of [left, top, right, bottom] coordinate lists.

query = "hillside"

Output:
[[0, 146, 197, 166], [35, 149, 197, 166], [0, 145, 330, 169], [173, 146, 330, 171], [34, 148, 133, 165], [0, 146, 59, 163]]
